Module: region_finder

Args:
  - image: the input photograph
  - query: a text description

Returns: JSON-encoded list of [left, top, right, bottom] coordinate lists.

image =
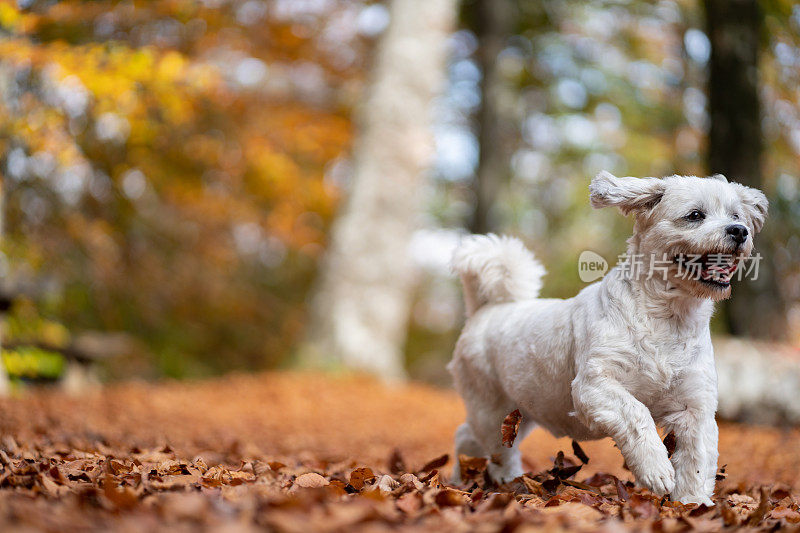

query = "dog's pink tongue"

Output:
[[702, 262, 737, 282]]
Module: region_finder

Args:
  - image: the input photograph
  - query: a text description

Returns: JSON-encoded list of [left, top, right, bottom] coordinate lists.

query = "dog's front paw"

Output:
[[631, 451, 675, 496], [671, 492, 714, 506]]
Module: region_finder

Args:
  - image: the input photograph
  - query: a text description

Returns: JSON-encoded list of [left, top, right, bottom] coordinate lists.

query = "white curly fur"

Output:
[[451, 234, 546, 317]]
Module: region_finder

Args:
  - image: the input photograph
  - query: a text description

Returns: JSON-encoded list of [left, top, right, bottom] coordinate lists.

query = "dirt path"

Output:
[[1, 372, 798, 531]]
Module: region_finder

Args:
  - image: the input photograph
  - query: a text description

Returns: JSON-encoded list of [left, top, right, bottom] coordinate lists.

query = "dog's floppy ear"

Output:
[[589, 171, 666, 215], [731, 182, 768, 233]]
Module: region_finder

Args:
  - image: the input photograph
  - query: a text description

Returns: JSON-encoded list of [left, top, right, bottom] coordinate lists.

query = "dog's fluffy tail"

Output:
[[451, 234, 546, 317]]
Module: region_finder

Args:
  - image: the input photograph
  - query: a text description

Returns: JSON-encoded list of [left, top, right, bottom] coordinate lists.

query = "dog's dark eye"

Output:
[[731, 213, 740, 221], [685, 210, 705, 221]]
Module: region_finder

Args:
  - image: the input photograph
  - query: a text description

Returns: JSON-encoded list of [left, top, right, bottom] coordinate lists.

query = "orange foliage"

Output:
[[0, 0, 371, 374]]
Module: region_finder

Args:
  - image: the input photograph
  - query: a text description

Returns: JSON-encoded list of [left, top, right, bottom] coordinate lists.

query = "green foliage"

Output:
[[2, 347, 64, 381]]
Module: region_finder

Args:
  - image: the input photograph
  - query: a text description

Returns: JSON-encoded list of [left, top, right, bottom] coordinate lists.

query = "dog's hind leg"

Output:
[[450, 354, 531, 485], [451, 422, 484, 485], [465, 402, 531, 485]]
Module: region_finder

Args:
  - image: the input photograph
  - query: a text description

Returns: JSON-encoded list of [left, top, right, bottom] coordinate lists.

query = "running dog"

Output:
[[448, 172, 767, 505]]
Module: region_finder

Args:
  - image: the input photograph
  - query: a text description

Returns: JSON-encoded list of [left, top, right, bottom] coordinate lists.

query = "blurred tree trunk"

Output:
[[300, 0, 458, 379], [470, 0, 515, 234], [705, 0, 786, 339]]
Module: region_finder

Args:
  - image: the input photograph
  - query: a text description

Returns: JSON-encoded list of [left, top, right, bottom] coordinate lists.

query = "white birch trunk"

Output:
[[301, 0, 458, 379]]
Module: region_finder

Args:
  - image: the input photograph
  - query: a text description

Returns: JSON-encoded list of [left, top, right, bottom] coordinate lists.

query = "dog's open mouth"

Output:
[[673, 252, 740, 288]]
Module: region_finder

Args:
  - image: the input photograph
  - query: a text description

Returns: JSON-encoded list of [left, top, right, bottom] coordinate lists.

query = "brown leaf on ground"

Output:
[[434, 487, 466, 507], [719, 500, 740, 526], [458, 454, 487, 485], [747, 486, 771, 526], [771, 505, 800, 523], [521, 475, 547, 497], [771, 486, 792, 500], [690, 504, 713, 517], [0, 372, 796, 531], [418, 454, 448, 473], [540, 501, 604, 523], [501, 409, 522, 448], [396, 491, 422, 514], [268, 461, 286, 471], [615, 477, 629, 501], [562, 479, 600, 494], [102, 474, 139, 510], [549, 450, 583, 479], [388, 449, 406, 475], [663, 431, 677, 458], [629, 494, 659, 519], [295, 472, 330, 489], [478, 491, 513, 511], [348, 467, 375, 491], [572, 440, 590, 464]]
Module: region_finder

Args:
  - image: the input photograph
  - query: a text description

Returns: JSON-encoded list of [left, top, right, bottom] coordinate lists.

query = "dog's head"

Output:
[[590, 171, 768, 300]]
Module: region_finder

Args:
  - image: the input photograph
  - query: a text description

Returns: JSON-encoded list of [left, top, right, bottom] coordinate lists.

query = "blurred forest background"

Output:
[[0, 0, 799, 387]]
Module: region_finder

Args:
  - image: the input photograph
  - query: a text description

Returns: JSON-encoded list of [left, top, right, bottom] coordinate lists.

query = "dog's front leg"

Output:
[[572, 373, 675, 496], [663, 407, 717, 506]]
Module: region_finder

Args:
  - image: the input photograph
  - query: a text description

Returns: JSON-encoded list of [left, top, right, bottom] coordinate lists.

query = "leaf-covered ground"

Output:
[[1, 372, 800, 531]]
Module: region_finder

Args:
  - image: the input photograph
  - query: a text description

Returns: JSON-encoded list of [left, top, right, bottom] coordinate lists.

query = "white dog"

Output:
[[448, 172, 767, 505]]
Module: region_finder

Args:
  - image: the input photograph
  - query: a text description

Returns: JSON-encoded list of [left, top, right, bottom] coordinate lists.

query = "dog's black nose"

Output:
[[726, 224, 748, 244]]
